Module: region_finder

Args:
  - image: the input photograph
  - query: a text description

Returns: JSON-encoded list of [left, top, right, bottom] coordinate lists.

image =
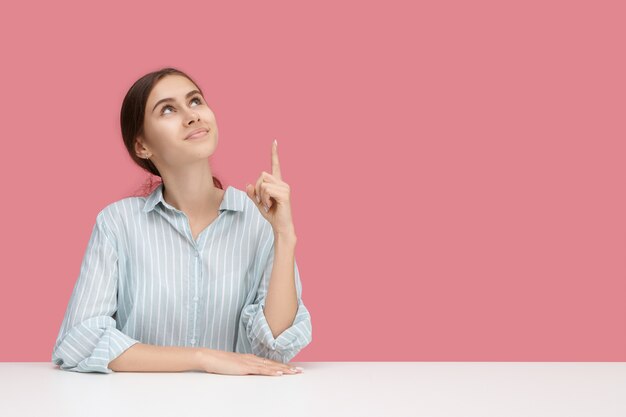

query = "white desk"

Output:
[[0, 362, 624, 416]]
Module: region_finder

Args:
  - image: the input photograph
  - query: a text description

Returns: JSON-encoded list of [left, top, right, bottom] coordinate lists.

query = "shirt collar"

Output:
[[142, 183, 244, 213]]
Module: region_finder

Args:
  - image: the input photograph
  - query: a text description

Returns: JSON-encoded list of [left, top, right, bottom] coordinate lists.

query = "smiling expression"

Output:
[[135, 74, 219, 166]]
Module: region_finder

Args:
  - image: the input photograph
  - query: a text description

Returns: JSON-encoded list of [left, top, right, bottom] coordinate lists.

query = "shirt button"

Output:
[[193, 296, 199, 302], [190, 339, 196, 345]]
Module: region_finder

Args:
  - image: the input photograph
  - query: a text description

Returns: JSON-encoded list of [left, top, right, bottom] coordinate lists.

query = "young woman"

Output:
[[51, 67, 312, 376]]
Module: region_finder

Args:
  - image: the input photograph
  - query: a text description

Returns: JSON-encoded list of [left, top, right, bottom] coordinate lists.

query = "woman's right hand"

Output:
[[198, 349, 303, 376]]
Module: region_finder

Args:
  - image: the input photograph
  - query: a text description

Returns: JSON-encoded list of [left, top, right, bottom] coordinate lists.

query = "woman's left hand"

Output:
[[246, 140, 296, 237]]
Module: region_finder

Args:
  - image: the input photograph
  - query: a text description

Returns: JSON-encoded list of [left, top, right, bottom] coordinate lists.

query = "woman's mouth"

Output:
[[185, 128, 210, 140]]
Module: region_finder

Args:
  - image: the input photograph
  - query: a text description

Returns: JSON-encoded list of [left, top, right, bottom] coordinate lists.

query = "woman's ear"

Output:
[[134, 136, 150, 158]]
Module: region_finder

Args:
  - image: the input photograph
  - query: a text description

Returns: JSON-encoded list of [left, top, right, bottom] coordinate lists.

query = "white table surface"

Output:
[[0, 362, 624, 417]]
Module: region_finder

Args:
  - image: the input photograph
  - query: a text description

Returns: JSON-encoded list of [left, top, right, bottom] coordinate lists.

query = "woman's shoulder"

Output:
[[234, 186, 272, 222], [95, 195, 146, 226], [228, 185, 274, 240]]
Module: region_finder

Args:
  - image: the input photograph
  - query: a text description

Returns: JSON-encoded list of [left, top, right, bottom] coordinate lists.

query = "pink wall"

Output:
[[1, 0, 624, 362]]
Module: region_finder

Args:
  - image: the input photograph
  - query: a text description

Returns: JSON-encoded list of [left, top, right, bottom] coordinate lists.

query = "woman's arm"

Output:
[[263, 232, 298, 338], [108, 343, 210, 372], [109, 344, 300, 376]]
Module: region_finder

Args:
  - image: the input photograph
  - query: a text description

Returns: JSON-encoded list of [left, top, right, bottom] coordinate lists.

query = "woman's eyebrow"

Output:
[[152, 90, 201, 113]]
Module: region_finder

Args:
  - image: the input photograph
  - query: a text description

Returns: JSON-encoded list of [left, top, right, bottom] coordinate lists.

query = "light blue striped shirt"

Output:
[[51, 183, 312, 373]]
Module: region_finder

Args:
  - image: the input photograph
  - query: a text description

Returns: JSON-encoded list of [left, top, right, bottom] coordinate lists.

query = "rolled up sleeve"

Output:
[[51, 211, 139, 373], [237, 239, 313, 363]]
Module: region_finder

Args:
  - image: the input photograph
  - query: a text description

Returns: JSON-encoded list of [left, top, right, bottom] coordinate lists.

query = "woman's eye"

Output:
[[161, 97, 203, 115]]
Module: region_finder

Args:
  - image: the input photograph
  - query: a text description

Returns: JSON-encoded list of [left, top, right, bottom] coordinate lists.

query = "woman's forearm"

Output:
[[264, 232, 298, 338], [108, 343, 209, 372]]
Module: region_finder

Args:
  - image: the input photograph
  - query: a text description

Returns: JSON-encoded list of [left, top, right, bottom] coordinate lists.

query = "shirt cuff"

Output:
[[244, 299, 313, 363]]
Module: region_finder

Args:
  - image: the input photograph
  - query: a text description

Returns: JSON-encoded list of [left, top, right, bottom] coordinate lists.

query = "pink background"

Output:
[[1, 0, 624, 362]]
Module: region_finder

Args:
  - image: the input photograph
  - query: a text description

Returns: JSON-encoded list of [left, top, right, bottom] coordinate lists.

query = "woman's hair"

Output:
[[120, 67, 223, 196]]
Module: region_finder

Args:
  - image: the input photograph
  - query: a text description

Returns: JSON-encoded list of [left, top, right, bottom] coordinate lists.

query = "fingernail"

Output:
[[276, 371, 283, 375], [295, 367, 304, 372], [256, 196, 260, 203], [274, 139, 277, 147]]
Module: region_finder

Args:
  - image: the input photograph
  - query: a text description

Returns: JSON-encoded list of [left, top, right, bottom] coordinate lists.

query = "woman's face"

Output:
[[136, 74, 218, 167]]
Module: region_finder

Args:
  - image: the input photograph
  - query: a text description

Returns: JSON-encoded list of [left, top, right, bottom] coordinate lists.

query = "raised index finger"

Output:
[[272, 139, 282, 180]]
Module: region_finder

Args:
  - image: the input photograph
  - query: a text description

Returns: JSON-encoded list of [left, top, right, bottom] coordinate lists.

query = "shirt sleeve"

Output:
[[237, 237, 313, 363], [51, 211, 140, 373]]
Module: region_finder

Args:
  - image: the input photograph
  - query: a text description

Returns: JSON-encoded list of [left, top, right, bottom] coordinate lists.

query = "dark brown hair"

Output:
[[120, 67, 223, 196]]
